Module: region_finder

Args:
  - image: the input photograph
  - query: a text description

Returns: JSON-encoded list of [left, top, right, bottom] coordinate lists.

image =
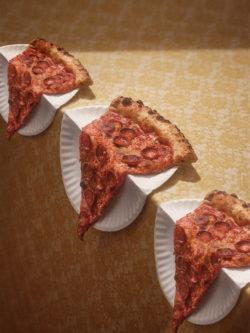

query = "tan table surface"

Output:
[[0, 1, 249, 332]]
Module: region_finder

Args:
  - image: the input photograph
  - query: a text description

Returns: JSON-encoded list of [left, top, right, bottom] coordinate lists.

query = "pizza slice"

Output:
[[172, 190, 250, 332], [78, 126, 127, 239], [7, 38, 93, 139], [78, 97, 197, 239]]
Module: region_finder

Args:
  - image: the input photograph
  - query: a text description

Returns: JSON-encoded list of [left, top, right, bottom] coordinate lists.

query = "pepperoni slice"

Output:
[[214, 221, 231, 232], [106, 171, 116, 188], [120, 128, 137, 140], [113, 135, 129, 147], [194, 214, 209, 226], [22, 55, 34, 65], [84, 189, 95, 207], [83, 164, 95, 180], [178, 283, 189, 300], [44, 75, 63, 86], [196, 230, 213, 242], [100, 120, 115, 133], [141, 146, 161, 160], [23, 71, 31, 86], [80, 132, 92, 151], [55, 74, 64, 83], [32, 65, 45, 75], [176, 256, 189, 272], [8, 63, 17, 84], [37, 60, 50, 69], [26, 91, 34, 105], [235, 240, 250, 253], [217, 248, 235, 259], [96, 144, 108, 164], [43, 76, 54, 85], [122, 154, 141, 166], [175, 225, 187, 244]]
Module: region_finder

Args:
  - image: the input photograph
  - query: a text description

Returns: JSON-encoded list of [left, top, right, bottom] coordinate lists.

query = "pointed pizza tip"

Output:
[[171, 316, 181, 333], [77, 224, 87, 241], [6, 130, 12, 140]]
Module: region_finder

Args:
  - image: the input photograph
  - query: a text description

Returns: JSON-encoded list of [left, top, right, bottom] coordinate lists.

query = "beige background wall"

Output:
[[0, 1, 249, 332]]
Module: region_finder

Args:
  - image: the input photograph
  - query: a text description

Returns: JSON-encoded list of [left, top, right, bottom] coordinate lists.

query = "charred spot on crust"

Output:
[[231, 193, 238, 198], [156, 114, 171, 123], [217, 190, 227, 195], [174, 125, 181, 132], [63, 51, 73, 57], [148, 109, 157, 115], [137, 100, 144, 106], [111, 99, 120, 107], [242, 202, 250, 208], [57, 47, 64, 51], [8, 99, 13, 105], [122, 97, 132, 106], [156, 115, 168, 122], [31, 38, 47, 46], [205, 191, 216, 201]]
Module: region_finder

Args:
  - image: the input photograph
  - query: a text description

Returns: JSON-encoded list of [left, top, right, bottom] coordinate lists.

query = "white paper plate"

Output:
[[60, 105, 178, 232], [0, 44, 78, 136], [154, 199, 250, 325]]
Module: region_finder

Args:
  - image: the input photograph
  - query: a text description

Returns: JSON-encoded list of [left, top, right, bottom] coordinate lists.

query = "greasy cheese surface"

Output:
[[0, 1, 249, 333]]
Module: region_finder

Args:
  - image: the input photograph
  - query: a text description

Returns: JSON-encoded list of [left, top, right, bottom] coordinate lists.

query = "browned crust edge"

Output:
[[204, 190, 250, 226], [109, 96, 198, 165], [29, 38, 93, 87]]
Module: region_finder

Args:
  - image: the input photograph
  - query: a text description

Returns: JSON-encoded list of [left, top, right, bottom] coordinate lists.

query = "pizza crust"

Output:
[[109, 97, 197, 165], [30, 38, 93, 87], [204, 190, 250, 226]]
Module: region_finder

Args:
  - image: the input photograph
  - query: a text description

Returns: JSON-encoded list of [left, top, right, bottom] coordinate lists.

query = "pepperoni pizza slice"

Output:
[[7, 38, 93, 139], [172, 190, 250, 332], [78, 128, 127, 239], [78, 97, 197, 239]]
